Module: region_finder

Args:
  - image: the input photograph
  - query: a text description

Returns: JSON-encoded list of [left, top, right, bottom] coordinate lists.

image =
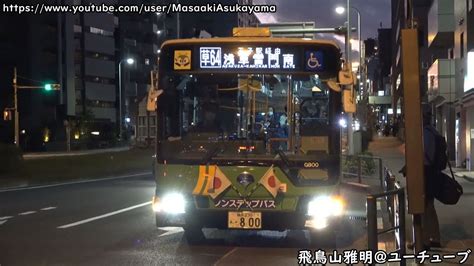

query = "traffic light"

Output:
[[44, 83, 61, 91]]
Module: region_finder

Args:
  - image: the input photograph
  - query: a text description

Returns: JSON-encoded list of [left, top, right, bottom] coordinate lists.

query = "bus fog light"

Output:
[[152, 196, 161, 212], [153, 193, 186, 214], [312, 217, 328, 230], [307, 196, 345, 218], [305, 217, 328, 230]]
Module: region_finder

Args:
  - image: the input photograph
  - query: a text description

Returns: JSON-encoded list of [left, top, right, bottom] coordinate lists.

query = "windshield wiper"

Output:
[[200, 146, 220, 165], [277, 150, 292, 171]]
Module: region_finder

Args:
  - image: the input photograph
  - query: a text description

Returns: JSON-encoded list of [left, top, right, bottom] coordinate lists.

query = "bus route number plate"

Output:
[[228, 211, 262, 229]]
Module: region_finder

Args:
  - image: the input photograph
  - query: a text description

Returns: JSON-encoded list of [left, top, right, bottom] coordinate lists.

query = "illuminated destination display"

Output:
[[199, 46, 299, 70], [166, 43, 339, 75]]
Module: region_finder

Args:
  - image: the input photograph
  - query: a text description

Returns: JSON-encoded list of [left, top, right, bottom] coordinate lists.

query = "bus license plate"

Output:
[[228, 211, 262, 229]]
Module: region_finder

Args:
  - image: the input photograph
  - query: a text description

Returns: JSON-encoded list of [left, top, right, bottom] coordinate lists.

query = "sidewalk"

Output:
[[368, 136, 474, 265], [453, 170, 474, 182]]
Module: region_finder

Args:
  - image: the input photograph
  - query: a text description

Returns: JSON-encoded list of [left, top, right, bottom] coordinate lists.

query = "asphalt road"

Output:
[[0, 173, 370, 266]]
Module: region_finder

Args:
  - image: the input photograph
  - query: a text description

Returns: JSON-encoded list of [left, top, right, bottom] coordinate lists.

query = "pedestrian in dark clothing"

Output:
[[403, 105, 442, 250], [420, 106, 441, 248]]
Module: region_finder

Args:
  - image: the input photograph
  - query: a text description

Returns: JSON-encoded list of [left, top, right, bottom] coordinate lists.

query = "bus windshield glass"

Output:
[[156, 40, 342, 183]]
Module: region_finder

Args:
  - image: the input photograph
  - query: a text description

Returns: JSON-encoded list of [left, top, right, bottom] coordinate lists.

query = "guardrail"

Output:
[[341, 155, 383, 184], [367, 168, 406, 266]]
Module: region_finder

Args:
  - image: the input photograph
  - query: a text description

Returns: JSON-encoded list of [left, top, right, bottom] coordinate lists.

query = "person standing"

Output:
[[419, 105, 442, 249], [402, 105, 443, 250]]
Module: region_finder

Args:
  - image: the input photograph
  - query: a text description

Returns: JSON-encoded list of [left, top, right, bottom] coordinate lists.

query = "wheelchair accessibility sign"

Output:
[[305, 51, 324, 71]]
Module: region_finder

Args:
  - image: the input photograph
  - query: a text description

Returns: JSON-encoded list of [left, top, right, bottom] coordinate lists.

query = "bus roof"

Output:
[[161, 37, 340, 50]]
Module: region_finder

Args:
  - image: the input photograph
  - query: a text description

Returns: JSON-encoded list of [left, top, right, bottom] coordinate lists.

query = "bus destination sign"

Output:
[[197, 46, 324, 71]]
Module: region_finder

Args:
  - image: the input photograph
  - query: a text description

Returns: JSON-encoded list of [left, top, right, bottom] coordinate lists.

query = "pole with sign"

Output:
[[401, 28, 425, 255]]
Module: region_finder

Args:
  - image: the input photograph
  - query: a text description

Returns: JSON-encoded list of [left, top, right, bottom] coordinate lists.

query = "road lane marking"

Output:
[[40, 207, 57, 211], [0, 172, 151, 193], [377, 201, 381, 211], [213, 247, 238, 266], [0, 220, 6, 226], [18, 211, 37, 216], [0, 216, 13, 220], [57, 201, 152, 229], [158, 227, 184, 237]]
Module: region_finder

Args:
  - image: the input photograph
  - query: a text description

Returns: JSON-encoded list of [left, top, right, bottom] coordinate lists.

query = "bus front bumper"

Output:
[[152, 194, 345, 231], [155, 210, 343, 231]]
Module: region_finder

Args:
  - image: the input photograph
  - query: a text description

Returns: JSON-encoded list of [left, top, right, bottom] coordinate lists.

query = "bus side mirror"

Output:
[[147, 88, 163, 112], [147, 70, 163, 112], [327, 80, 342, 92], [338, 62, 355, 86]]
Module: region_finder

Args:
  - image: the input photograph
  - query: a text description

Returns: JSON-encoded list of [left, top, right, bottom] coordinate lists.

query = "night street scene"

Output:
[[1, 0, 474, 265]]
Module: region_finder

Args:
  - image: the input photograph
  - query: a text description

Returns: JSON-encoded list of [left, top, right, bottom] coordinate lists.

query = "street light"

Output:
[[335, 6, 345, 15], [118, 57, 134, 139], [336, 3, 362, 156], [335, 5, 362, 85]]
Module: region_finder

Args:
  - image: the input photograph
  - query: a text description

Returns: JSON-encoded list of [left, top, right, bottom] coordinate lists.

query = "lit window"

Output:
[[74, 25, 82, 33], [89, 27, 113, 37], [90, 27, 103, 35]]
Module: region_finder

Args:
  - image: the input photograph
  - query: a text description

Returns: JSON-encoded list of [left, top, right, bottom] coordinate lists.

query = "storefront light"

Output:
[[465, 51, 474, 92]]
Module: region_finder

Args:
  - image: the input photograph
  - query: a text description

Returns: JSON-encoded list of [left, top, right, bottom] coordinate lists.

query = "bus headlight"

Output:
[[307, 196, 344, 218], [153, 193, 186, 214]]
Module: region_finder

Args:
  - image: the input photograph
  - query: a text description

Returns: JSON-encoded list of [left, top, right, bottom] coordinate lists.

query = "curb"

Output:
[[462, 175, 474, 183], [341, 181, 371, 193], [454, 172, 474, 183]]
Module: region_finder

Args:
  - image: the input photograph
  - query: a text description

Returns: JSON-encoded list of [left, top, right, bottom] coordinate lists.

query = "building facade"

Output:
[[0, 0, 120, 151], [390, 0, 474, 169], [117, 0, 165, 140], [454, 0, 474, 169], [426, 0, 456, 161]]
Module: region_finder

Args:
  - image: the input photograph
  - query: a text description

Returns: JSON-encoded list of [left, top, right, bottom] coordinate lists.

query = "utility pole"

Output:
[[13, 67, 19, 148], [119, 61, 123, 139], [402, 28, 425, 257], [346, 0, 354, 155]]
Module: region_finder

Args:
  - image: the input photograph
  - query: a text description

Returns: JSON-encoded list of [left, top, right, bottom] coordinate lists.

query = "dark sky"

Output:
[[255, 0, 391, 39], [254, 0, 392, 62]]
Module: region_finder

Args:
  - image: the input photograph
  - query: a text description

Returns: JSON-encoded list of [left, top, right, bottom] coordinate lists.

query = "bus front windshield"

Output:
[[157, 72, 337, 163]]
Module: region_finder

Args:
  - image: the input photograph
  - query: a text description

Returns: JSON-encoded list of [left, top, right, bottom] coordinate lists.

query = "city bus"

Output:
[[149, 28, 352, 244]]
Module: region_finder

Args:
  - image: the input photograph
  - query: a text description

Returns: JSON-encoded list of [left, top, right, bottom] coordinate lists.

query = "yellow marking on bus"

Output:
[[192, 165, 208, 195], [193, 165, 217, 196], [200, 166, 216, 196]]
